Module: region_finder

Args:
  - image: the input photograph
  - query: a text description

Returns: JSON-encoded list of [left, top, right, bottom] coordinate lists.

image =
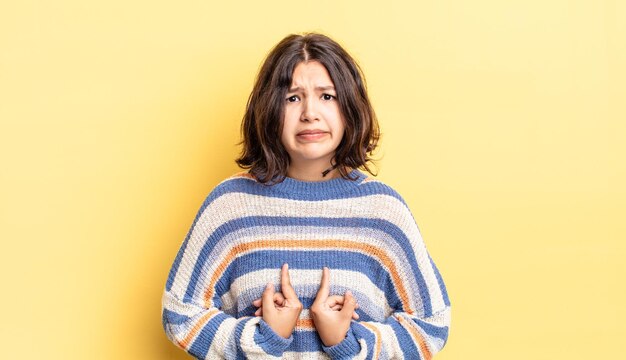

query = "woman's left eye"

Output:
[[322, 94, 335, 100]]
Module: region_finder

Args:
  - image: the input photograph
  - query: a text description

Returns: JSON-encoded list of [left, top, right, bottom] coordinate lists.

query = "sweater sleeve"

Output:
[[161, 193, 293, 359], [321, 198, 451, 360]]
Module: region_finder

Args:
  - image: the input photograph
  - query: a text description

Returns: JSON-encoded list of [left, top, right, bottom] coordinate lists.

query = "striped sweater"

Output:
[[162, 169, 451, 359]]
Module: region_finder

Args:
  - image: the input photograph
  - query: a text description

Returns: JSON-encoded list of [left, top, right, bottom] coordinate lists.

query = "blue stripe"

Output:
[[185, 216, 432, 316], [253, 320, 292, 356], [215, 250, 402, 308], [414, 318, 449, 343], [233, 317, 253, 359], [253, 327, 277, 356], [211, 174, 405, 203], [430, 255, 451, 306], [350, 323, 377, 359], [162, 308, 190, 325], [288, 330, 325, 353], [387, 317, 421, 359], [165, 195, 215, 291], [235, 281, 386, 323], [168, 170, 409, 292], [235, 294, 382, 323], [187, 312, 229, 359]]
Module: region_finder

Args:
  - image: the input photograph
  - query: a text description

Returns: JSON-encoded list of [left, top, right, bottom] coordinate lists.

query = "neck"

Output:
[[286, 162, 344, 182]]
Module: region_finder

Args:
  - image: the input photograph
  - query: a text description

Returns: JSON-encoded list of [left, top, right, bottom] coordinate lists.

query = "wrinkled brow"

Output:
[[288, 85, 336, 93]]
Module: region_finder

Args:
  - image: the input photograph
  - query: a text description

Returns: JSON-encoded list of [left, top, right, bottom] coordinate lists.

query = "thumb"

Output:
[[340, 290, 357, 319]]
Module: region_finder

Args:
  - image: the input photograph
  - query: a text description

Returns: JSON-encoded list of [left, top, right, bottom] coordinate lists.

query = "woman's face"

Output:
[[281, 60, 345, 170]]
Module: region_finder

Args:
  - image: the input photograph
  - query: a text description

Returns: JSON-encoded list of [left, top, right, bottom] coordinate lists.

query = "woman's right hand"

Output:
[[256, 263, 303, 339]]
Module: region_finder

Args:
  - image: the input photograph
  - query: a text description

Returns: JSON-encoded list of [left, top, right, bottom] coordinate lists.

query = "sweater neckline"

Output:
[[266, 168, 367, 195]]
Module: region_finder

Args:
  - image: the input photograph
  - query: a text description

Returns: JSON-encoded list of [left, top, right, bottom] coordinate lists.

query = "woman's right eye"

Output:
[[286, 95, 299, 102]]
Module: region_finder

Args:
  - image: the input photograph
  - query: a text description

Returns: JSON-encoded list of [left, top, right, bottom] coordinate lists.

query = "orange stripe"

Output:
[[295, 318, 315, 329], [178, 308, 219, 349], [361, 322, 382, 359], [396, 315, 431, 360], [202, 239, 413, 314]]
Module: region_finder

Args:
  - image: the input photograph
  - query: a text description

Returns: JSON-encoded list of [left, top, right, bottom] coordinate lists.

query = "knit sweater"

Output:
[[161, 169, 451, 359]]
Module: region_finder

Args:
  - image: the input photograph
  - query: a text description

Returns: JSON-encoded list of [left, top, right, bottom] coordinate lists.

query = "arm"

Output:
[[161, 199, 295, 359], [319, 218, 451, 359], [324, 304, 450, 360], [162, 291, 291, 359]]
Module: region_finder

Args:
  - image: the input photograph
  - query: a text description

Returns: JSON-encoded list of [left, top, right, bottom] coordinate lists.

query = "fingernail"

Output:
[[266, 283, 273, 289], [346, 290, 352, 296]]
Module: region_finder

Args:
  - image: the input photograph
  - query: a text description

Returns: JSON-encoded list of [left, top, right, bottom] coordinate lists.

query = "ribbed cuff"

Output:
[[322, 328, 360, 359], [257, 318, 293, 354]]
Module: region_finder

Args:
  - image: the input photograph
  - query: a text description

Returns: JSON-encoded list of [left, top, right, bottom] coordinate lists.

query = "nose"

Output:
[[300, 97, 319, 122]]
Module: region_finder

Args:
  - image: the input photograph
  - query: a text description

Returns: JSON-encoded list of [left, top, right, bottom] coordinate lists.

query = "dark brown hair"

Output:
[[236, 32, 380, 184]]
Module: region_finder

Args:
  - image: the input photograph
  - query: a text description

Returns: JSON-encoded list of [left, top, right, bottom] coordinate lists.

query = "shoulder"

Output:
[[358, 173, 422, 219], [214, 170, 260, 191], [198, 170, 261, 206], [216, 170, 258, 188], [357, 173, 409, 206]]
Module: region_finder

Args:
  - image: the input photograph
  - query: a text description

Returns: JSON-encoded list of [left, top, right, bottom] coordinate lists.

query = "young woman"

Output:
[[162, 32, 451, 359]]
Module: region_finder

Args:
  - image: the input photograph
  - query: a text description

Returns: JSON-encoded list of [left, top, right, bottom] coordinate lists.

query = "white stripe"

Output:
[[196, 230, 424, 314], [196, 225, 421, 306], [355, 338, 369, 360], [195, 238, 393, 309], [222, 268, 392, 318], [171, 190, 444, 317], [421, 306, 451, 354], [238, 316, 282, 359], [162, 290, 204, 318], [206, 316, 238, 359], [283, 351, 330, 359], [374, 322, 404, 358]]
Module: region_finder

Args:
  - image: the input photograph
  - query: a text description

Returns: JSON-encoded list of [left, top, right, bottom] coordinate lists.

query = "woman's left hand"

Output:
[[310, 267, 359, 347]]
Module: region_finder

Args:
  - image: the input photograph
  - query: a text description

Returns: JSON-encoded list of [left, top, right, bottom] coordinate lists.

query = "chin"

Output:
[[305, 152, 334, 160]]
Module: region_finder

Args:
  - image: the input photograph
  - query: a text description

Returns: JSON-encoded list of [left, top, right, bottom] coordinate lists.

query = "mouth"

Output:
[[297, 130, 329, 141]]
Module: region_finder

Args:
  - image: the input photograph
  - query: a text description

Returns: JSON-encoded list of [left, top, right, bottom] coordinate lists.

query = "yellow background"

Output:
[[1, 0, 624, 359]]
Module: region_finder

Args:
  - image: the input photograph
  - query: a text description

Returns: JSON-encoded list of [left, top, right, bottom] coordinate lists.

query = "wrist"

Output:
[[319, 326, 349, 346], [257, 319, 293, 353], [266, 319, 294, 339], [322, 326, 360, 358]]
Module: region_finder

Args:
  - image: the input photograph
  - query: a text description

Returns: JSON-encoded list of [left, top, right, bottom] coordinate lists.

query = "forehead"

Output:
[[290, 60, 334, 86]]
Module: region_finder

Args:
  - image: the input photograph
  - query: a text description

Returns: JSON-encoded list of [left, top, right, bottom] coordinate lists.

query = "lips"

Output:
[[296, 129, 329, 141], [297, 129, 328, 135]]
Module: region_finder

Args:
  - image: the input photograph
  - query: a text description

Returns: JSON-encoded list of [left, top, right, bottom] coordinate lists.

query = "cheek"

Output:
[[280, 114, 294, 147], [282, 105, 302, 131], [324, 104, 344, 126], [279, 124, 289, 148], [334, 114, 346, 136]]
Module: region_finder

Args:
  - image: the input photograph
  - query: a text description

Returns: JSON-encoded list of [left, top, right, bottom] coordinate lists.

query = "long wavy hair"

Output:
[[236, 32, 380, 184]]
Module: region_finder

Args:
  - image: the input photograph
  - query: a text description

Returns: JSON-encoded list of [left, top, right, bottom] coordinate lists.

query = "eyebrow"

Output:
[[288, 85, 336, 93]]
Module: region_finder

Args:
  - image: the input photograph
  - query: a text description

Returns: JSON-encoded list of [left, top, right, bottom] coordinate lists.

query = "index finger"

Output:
[[314, 266, 330, 302], [280, 263, 298, 299]]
